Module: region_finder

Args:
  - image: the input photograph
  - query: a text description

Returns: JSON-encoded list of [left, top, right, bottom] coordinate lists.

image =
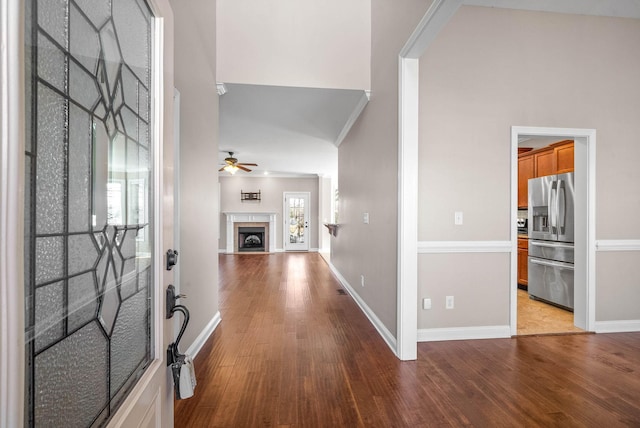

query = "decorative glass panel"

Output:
[[35, 236, 64, 285], [34, 322, 108, 427], [68, 234, 99, 275], [69, 4, 100, 74], [67, 272, 98, 331], [37, 32, 66, 92], [69, 61, 101, 110], [37, 0, 69, 50], [35, 84, 66, 235], [110, 291, 149, 394], [34, 281, 64, 352], [68, 104, 92, 232], [25, 0, 154, 425]]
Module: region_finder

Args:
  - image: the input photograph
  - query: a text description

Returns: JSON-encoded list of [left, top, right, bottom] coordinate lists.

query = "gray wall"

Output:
[[171, 0, 220, 349], [332, 0, 433, 337], [417, 6, 640, 328], [219, 176, 320, 251]]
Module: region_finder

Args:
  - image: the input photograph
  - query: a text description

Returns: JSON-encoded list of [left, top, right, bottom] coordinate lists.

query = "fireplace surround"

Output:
[[224, 212, 277, 253]]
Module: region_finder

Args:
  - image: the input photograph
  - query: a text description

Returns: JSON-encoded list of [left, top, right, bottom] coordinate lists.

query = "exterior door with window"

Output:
[[284, 192, 310, 251], [0, 0, 175, 426]]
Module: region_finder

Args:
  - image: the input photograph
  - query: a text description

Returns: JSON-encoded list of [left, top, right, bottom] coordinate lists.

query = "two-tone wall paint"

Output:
[[417, 6, 640, 334]]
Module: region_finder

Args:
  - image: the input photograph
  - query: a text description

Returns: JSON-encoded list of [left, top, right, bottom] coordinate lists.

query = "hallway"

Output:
[[175, 253, 640, 427]]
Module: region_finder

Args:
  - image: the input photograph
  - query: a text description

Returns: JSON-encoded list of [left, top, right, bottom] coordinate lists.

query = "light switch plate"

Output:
[[454, 211, 463, 225]]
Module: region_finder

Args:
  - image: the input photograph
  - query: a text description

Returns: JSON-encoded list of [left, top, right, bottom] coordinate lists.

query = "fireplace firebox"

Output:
[[238, 227, 265, 252]]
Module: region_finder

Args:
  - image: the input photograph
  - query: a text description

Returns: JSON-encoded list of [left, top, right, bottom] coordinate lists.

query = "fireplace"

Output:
[[238, 227, 265, 252], [224, 212, 276, 253]]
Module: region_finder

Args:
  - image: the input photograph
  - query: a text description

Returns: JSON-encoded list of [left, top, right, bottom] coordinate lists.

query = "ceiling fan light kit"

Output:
[[219, 152, 258, 174]]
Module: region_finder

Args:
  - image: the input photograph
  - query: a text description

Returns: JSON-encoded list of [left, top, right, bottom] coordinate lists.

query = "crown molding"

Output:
[[334, 89, 371, 147]]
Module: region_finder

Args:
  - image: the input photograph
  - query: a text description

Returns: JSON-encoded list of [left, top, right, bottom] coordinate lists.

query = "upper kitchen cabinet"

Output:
[[518, 155, 534, 208], [517, 140, 574, 208], [554, 141, 575, 174], [534, 148, 555, 177]]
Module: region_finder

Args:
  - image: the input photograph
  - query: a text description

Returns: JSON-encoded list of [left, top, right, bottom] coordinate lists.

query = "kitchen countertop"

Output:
[[518, 234, 529, 239]]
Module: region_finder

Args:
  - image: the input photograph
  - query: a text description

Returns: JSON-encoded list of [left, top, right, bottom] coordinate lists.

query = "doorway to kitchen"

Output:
[[511, 126, 596, 336]]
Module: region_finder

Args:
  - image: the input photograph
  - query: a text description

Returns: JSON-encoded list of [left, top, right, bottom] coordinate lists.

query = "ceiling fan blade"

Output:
[[237, 165, 252, 172], [237, 163, 257, 167], [218, 166, 226, 172]]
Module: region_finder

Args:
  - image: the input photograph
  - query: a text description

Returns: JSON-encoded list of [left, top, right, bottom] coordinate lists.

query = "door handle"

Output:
[[557, 179, 566, 234], [530, 258, 574, 270], [530, 241, 573, 249]]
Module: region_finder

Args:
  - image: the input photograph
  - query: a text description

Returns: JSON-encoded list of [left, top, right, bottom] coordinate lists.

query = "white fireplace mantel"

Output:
[[224, 212, 277, 253]]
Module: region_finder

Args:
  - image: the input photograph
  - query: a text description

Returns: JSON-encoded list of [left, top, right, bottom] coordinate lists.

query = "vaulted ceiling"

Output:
[[216, 0, 640, 178]]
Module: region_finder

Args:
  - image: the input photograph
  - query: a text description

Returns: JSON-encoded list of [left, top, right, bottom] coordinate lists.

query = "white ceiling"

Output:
[[218, 83, 365, 178], [217, 0, 640, 178]]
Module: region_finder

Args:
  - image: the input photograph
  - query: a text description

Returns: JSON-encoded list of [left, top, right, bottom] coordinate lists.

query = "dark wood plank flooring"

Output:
[[175, 253, 640, 427]]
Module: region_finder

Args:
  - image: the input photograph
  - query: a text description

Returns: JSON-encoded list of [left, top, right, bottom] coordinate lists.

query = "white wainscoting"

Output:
[[418, 240, 512, 254], [595, 240, 640, 252]]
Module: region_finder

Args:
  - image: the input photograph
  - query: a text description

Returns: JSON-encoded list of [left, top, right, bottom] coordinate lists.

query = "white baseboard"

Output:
[[185, 311, 221, 358], [594, 320, 640, 333], [417, 325, 511, 342], [327, 262, 398, 355]]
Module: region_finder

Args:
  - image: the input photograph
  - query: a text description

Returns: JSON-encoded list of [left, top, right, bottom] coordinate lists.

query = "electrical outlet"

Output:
[[446, 295, 454, 309], [422, 298, 432, 310], [360, 275, 365, 287]]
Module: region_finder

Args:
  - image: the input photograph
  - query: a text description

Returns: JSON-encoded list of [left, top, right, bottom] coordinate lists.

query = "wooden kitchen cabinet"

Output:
[[534, 148, 555, 177], [517, 140, 574, 208], [517, 238, 528, 287], [554, 142, 574, 174], [517, 155, 534, 208]]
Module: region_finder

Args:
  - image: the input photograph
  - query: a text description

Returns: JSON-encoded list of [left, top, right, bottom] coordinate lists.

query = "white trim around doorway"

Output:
[[510, 126, 597, 336], [0, 0, 25, 425], [397, 0, 464, 361]]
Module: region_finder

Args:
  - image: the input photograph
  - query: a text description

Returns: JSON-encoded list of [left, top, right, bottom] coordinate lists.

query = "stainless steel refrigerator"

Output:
[[527, 172, 575, 310]]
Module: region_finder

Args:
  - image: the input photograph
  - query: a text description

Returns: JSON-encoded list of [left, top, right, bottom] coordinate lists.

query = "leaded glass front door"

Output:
[[284, 192, 310, 251], [23, 0, 157, 426]]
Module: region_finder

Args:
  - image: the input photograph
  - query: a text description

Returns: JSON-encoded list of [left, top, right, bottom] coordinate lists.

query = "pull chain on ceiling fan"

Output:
[[219, 152, 258, 174]]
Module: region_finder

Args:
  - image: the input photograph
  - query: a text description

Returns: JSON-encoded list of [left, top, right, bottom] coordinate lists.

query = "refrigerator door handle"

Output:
[[530, 258, 574, 270], [557, 179, 566, 235], [550, 180, 558, 234]]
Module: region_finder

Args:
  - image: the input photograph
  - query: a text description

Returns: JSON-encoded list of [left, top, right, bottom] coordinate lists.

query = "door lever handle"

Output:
[[166, 285, 187, 318]]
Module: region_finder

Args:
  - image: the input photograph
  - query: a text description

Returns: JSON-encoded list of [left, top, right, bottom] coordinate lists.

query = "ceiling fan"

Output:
[[219, 152, 258, 174]]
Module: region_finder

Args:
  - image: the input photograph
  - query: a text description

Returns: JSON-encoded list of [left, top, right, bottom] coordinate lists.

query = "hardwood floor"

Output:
[[517, 289, 585, 335], [175, 253, 640, 427]]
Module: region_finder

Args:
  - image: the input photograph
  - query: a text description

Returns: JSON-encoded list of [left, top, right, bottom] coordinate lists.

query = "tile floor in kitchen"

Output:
[[517, 289, 586, 335]]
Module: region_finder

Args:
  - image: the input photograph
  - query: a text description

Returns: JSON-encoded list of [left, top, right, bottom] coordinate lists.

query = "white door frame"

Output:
[[283, 192, 311, 251], [1, 0, 26, 425], [510, 126, 596, 335], [397, 0, 463, 361]]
